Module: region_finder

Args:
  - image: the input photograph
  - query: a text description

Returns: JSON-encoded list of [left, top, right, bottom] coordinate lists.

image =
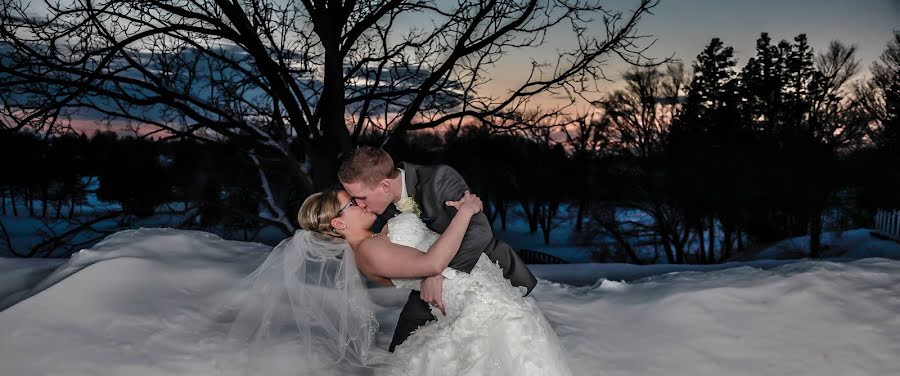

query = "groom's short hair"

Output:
[[338, 146, 400, 186]]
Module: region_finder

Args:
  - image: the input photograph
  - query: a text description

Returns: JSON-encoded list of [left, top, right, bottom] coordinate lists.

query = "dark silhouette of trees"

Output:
[[666, 37, 742, 263], [857, 31, 900, 210], [1, 26, 893, 263], [1, 0, 660, 234], [596, 62, 688, 263], [94, 136, 173, 217], [738, 34, 864, 258], [561, 111, 614, 232], [666, 34, 869, 260], [0, 130, 275, 256], [438, 123, 572, 245]]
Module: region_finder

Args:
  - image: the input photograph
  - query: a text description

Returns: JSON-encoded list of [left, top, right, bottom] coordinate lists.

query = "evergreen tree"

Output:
[[668, 38, 743, 262]]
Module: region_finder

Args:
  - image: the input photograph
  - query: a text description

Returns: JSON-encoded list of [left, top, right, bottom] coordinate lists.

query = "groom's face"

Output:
[[342, 180, 393, 215]]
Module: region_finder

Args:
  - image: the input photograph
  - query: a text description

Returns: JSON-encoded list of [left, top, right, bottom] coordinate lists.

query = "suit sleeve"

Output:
[[433, 166, 494, 274]]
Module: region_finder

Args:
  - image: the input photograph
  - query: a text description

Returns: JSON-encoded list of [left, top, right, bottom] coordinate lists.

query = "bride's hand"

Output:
[[446, 191, 483, 216]]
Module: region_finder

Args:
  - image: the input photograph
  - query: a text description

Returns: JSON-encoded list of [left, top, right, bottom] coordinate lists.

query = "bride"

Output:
[[230, 189, 571, 375]]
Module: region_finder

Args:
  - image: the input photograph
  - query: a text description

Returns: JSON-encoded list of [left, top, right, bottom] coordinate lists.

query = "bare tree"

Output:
[[561, 110, 612, 231], [595, 62, 685, 158], [508, 110, 570, 245], [801, 40, 864, 256], [857, 31, 900, 143], [1, 0, 659, 235], [588, 62, 693, 263], [810, 41, 865, 152]]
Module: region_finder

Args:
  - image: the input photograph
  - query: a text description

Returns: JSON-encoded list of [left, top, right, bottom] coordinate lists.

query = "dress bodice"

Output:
[[386, 213, 444, 290]]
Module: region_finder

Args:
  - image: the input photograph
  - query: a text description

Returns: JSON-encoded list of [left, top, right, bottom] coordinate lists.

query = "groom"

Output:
[[339, 146, 537, 352]]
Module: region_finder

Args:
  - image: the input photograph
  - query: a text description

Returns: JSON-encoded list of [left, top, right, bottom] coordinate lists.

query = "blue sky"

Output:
[[486, 0, 899, 103], [638, 0, 898, 69], [17, 0, 900, 118]]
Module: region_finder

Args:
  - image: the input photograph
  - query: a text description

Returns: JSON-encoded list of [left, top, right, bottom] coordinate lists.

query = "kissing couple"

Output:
[[230, 146, 571, 375]]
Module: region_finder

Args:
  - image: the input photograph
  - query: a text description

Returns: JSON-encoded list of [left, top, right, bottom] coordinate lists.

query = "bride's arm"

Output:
[[366, 274, 394, 286], [357, 192, 482, 278]]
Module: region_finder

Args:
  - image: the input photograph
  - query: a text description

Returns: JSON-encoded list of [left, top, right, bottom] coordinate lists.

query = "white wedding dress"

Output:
[[380, 213, 572, 376]]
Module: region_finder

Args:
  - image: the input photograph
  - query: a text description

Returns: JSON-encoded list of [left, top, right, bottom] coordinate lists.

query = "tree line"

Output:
[[2, 30, 898, 262], [385, 32, 900, 264]]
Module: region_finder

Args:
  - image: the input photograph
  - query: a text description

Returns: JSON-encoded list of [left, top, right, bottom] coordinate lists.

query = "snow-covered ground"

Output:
[[2, 228, 899, 375], [2, 196, 872, 263]]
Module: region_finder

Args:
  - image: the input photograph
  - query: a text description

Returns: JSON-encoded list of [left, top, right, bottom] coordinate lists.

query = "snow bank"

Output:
[[1, 229, 899, 376], [754, 229, 900, 260]]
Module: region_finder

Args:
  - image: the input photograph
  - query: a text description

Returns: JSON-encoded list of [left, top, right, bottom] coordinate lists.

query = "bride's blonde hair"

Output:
[[297, 191, 343, 238]]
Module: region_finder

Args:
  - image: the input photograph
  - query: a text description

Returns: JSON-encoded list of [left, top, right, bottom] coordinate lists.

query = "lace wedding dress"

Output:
[[380, 213, 572, 376]]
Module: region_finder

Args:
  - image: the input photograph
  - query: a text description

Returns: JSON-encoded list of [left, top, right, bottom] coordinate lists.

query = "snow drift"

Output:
[[1, 228, 899, 376]]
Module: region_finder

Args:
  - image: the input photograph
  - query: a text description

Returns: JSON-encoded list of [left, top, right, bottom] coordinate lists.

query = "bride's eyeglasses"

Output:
[[338, 198, 357, 215]]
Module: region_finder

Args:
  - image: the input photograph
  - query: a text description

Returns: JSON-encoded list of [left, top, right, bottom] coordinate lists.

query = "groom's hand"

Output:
[[421, 274, 445, 316]]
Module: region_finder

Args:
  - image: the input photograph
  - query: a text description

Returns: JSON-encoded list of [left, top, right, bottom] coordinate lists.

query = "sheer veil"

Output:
[[227, 230, 386, 372]]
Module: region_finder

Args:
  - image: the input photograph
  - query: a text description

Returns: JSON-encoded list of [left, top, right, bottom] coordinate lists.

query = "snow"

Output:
[[0, 257, 64, 307], [2, 228, 900, 375], [754, 229, 900, 260], [492, 206, 597, 263]]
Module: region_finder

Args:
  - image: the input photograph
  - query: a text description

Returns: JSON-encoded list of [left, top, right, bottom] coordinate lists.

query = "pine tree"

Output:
[[684, 38, 738, 128], [668, 38, 741, 262]]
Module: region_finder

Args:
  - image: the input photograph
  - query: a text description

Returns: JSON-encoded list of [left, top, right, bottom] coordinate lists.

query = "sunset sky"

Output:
[[485, 0, 899, 107], [17, 0, 900, 131]]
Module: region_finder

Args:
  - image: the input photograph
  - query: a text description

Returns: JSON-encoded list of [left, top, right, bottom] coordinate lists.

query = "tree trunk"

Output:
[[797, 212, 810, 239], [675, 234, 689, 264], [707, 217, 716, 263], [608, 227, 644, 265], [55, 199, 64, 220], [9, 190, 18, 216], [307, 138, 344, 191], [538, 205, 550, 245], [575, 199, 586, 232], [498, 199, 508, 231], [539, 202, 560, 245], [673, 231, 685, 264], [27, 187, 34, 216], [697, 226, 707, 264], [672, 223, 691, 264], [809, 208, 823, 258], [522, 201, 540, 233], [41, 186, 48, 218], [662, 233, 676, 264], [307, 17, 353, 191], [0, 189, 6, 215], [656, 218, 677, 263], [484, 194, 496, 225], [721, 224, 733, 262], [541, 220, 551, 245]]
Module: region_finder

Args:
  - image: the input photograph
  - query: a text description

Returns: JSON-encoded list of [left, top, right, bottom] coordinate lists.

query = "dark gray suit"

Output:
[[385, 162, 537, 352]]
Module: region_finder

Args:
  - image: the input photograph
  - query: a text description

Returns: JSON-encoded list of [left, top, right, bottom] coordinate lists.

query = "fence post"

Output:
[[891, 210, 895, 237], [873, 209, 900, 240], [888, 210, 893, 236], [895, 210, 900, 238], [891, 209, 897, 238]]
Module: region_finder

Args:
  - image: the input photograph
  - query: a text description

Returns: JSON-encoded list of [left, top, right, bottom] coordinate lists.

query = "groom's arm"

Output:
[[432, 166, 492, 274], [417, 165, 482, 313], [431, 165, 537, 296]]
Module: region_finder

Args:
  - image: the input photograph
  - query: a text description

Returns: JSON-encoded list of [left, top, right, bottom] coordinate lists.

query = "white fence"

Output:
[[875, 209, 900, 240]]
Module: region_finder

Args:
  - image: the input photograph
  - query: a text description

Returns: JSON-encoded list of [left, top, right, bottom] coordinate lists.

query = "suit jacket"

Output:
[[384, 162, 537, 293]]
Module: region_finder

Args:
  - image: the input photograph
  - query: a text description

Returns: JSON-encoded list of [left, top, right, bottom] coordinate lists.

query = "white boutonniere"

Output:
[[395, 197, 422, 216]]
